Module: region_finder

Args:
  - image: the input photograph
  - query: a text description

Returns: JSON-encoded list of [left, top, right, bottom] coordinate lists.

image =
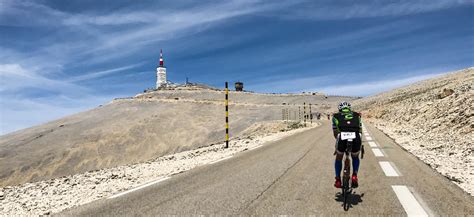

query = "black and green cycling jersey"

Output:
[[332, 108, 362, 133]]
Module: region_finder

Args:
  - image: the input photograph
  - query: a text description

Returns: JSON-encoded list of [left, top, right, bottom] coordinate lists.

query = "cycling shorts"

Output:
[[336, 133, 361, 153]]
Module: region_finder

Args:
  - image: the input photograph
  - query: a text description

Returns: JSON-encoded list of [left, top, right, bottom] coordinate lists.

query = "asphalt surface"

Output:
[[60, 121, 474, 216]]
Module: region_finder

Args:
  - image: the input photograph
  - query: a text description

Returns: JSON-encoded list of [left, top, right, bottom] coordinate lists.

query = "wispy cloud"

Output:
[[274, 0, 473, 20], [68, 63, 145, 82], [0, 63, 120, 135], [0, 64, 85, 93], [309, 73, 445, 97], [0, 0, 302, 68]]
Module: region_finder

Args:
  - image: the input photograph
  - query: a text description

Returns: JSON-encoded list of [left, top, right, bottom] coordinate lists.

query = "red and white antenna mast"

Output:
[[159, 49, 164, 67]]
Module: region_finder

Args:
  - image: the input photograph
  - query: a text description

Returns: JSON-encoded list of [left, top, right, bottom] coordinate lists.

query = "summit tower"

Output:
[[156, 49, 167, 89]]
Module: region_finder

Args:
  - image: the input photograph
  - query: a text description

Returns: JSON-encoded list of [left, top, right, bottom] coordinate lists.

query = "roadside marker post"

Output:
[[287, 107, 290, 122], [298, 106, 301, 122], [225, 82, 229, 149], [304, 102, 307, 124]]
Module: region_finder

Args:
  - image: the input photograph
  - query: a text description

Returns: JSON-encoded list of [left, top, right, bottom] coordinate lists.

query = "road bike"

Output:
[[340, 132, 364, 211]]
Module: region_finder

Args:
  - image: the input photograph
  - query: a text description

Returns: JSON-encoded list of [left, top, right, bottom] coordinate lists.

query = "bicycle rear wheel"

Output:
[[342, 154, 351, 211]]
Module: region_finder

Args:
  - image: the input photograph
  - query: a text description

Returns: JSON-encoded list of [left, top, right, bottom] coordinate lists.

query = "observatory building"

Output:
[[156, 49, 167, 89]]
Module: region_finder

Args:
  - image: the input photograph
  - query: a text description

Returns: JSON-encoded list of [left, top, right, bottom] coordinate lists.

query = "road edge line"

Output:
[[108, 177, 171, 199]]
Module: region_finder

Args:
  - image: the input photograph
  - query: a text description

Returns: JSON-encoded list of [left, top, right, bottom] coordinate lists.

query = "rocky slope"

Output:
[[354, 67, 473, 195], [0, 87, 352, 187]]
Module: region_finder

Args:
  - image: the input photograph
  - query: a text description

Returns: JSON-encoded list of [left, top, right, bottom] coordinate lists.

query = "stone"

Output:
[[437, 88, 455, 99]]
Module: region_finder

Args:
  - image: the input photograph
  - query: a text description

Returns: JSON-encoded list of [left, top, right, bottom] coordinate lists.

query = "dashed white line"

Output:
[[371, 148, 384, 157], [368, 141, 378, 147], [366, 136, 373, 141], [379, 161, 399, 177], [209, 156, 232, 165], [392, 185, 429, 217], [109, 177, 171, 199]]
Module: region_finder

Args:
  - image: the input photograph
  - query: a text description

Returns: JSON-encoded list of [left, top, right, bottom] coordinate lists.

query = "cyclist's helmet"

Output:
[[338, 101, 351, 112]]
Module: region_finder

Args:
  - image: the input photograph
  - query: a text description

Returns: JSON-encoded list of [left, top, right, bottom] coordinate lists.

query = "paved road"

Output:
[[61, 121, 474, 216]]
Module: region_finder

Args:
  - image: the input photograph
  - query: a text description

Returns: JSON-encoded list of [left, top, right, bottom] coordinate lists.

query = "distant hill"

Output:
[[0, 86, 355, 187]]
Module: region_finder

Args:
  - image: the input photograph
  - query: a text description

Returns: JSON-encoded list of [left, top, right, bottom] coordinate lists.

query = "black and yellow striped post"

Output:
[[303, 102, 307, 124], [225, 82, 229, 149], [309, 103, 312, 124]]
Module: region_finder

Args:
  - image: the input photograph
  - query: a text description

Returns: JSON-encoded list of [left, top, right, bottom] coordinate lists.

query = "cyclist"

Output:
[[332, 101, 362, 188]]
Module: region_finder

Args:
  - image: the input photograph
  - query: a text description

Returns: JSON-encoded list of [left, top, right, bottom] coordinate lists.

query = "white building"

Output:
[[156, 49, 167, 89]]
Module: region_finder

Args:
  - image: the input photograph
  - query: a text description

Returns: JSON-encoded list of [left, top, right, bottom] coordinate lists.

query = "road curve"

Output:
[[60, 121, 474, 216]]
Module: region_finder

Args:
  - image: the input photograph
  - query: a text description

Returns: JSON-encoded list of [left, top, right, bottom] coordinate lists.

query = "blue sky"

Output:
[[1, 0, 473, 134]]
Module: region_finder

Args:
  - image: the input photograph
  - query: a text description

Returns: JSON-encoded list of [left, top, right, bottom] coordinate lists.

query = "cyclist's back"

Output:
[[332, 102, 362, 188]]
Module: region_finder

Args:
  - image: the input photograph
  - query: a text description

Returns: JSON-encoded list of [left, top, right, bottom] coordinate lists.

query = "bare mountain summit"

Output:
[[0, 86, 354, 187]]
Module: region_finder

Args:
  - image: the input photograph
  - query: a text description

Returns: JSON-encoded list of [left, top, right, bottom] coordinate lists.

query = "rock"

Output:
[[0, 191, 4, 200], [437, 88, 455, 99]]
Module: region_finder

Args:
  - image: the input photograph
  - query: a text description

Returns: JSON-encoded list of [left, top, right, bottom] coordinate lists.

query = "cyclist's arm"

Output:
[[332, 116, 339, 139]]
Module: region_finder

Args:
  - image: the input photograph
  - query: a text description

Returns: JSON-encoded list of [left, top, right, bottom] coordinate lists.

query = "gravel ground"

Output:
[[354, 67, 473, 196]]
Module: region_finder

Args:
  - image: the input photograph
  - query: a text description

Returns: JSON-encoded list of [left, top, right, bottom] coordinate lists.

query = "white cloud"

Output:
[[0, 64, 117, 135], [275, 0, 473, 20], [68, 63, 145, 82], [0, 64, 85, 93], [310, 73, 444, 97], [0, 0, 302, 68]]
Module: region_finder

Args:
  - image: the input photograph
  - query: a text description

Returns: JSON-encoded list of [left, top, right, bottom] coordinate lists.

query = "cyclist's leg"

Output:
[[335, 136, 346, 177], [334, 138, 345, 188], [351, 135, 362, 175]]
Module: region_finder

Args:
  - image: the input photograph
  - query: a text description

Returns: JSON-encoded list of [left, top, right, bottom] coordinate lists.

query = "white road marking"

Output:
[[248, 145, 262, 151], [366, 136, 373, 141], [368, 141, 378, 147], [109, 177, 171, 199], [392, 185, 429, 217], [209, 156, 232, 165], [379, 161, 399, 176], [372, 148, 384, 157]]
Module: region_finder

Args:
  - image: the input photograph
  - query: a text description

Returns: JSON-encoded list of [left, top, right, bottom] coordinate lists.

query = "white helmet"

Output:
[[338, 101, 351, 111]]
